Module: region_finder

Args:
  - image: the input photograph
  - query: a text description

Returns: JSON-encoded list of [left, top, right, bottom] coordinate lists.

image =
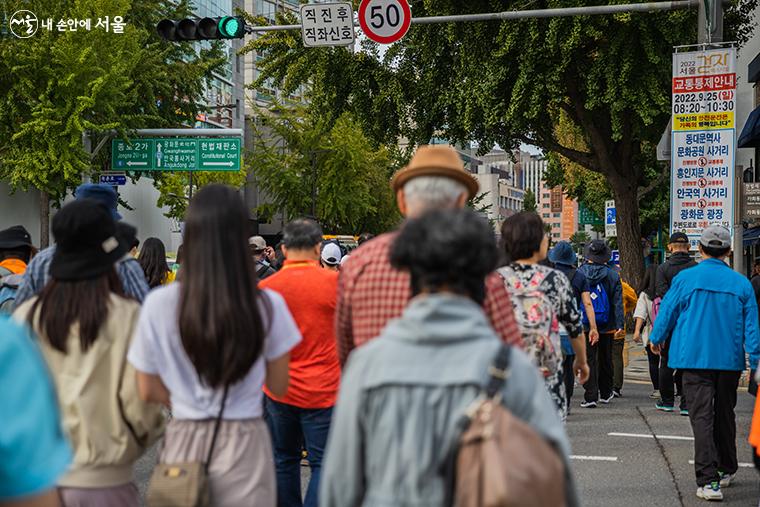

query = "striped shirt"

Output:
[[14, 246, 149, 308]]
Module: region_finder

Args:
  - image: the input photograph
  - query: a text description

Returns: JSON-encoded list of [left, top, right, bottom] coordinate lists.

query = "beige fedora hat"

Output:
[[391, 145, 479, 200]]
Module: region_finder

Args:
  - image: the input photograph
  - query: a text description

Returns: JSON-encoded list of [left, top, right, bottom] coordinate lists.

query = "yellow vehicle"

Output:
[[323, 235, 359, 252]]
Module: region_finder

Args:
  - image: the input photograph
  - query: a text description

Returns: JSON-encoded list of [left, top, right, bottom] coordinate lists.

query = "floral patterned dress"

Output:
[[498, 263, 583, 421]]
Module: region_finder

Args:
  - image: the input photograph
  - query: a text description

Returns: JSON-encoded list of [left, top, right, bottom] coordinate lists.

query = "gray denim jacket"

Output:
[[320, 293, 579, 507]]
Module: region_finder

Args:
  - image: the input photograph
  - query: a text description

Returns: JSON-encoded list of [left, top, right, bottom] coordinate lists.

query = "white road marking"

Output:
[[688, 460, 754, 468], [608, 432, 694, 441], [571, 455, 619, 462]]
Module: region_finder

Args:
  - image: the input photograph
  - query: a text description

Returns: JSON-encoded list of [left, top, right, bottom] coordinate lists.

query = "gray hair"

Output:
[[402, 176, 468, 217]]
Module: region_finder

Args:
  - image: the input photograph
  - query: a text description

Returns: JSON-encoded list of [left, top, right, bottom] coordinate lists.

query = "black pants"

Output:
[[659, 340, 685, 409], [646, 344, 660, 391], [583, 333, 614, 402], [563, 354, 575, 408], [682, 369, 741, 486]]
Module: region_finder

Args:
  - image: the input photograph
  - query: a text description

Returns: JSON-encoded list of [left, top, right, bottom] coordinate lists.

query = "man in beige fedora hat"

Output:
[[335, 144, 523, 365]]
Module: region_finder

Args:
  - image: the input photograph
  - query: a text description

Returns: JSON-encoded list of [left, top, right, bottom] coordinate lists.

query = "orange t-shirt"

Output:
[[0, 258, 27, 275], [260, 260, 340, 409]]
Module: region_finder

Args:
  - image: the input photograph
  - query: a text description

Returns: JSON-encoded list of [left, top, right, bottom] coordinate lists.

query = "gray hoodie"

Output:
[[320, 293, 579, 507]]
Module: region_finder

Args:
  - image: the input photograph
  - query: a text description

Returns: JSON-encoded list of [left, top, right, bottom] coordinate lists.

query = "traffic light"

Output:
[[157, 16, 247, 41]]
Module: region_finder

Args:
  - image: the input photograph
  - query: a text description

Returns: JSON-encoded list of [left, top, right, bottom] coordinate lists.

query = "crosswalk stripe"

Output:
[[571, 455, 619, 462], [688, 460, 754, 468]]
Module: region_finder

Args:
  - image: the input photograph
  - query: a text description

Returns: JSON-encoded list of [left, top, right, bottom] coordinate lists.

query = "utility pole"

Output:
[[697, 0, 723, 44]]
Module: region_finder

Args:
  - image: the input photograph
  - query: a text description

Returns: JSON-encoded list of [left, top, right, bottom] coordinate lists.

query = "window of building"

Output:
[[542, 213, 550, 218], [542, 203, 550, 208]]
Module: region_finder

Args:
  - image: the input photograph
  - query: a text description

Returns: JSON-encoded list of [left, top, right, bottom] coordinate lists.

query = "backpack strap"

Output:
[[485, 345, 512, 399]]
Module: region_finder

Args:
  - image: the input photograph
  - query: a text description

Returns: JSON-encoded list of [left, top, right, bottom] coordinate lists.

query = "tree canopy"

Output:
[[248, 0, 756, 286], [248, 106, 400, 234], [0, 0, 225, 243]]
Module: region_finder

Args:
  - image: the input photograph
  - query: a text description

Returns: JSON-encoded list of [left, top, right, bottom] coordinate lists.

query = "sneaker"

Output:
[[696, 482, 723, 501], [599, 394, 614, 404], [655, 401, 675, 412], [580, 400, 598, 408], [650, 390, 661, 399], [680, 408, 689, 416], [612, 389, 622, 398], [719, 472, 736, 488]]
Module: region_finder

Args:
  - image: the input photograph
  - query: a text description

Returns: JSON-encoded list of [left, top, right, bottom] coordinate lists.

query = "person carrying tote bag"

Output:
[[146, 386, 228, 507], [128, 185, 302, 507]]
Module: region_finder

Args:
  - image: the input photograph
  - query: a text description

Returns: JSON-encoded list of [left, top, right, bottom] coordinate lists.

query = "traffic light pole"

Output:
[[244, 0, 699, 32]]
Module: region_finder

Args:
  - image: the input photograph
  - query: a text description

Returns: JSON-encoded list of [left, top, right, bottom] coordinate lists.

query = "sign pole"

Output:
[[735, 170, 744, 273]]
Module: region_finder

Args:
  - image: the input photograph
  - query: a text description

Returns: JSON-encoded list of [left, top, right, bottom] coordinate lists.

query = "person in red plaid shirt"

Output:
[[336, 145, 523, 365]]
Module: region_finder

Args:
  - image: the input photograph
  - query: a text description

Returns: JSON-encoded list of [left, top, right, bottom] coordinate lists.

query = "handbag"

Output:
[[442, 345, 567, 507], [146, 385, 230, 507]]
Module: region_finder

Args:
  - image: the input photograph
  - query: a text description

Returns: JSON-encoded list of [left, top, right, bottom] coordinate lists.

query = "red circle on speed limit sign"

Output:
[[359, 0, 412, 44]]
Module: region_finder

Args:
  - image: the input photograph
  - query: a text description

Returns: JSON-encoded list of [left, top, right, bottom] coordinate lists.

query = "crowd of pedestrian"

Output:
[[2, 143, 760, 506]]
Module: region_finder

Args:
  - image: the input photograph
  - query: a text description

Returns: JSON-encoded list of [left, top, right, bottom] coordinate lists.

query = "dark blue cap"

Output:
[[75, 184, 121, 220]]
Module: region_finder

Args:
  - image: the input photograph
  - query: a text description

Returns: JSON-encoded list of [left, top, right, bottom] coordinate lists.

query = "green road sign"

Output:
[[111, 138, 241, 171], [579, 203, 603, 226]]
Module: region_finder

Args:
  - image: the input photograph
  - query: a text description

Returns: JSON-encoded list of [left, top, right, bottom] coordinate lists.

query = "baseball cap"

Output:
[[321, 242, 342, 266], [699, 225, 731, 249], [248, 236, 267, 252], [669, 232, 689, 244]]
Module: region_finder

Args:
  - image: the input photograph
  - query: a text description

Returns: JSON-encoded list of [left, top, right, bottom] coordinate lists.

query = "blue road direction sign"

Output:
[[111, 138, 241, 171], [610, 249, 620, 265], [99, 172, 127, 186], [605, 200, 617, 237]]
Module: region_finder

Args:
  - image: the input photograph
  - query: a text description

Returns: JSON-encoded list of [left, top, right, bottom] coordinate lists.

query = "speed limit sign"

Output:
[[358, 0, 411, 44]]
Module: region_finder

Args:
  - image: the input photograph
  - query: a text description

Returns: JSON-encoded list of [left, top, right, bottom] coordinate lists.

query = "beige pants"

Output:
[[160, 418, 276, 507]]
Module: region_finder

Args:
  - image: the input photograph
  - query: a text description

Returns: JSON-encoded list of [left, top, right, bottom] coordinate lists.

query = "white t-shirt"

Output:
[[127, 284, 302, 420]]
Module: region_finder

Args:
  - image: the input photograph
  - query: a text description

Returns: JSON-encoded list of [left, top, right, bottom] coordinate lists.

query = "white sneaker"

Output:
[[649, 390, 661, 399], [599, 394, 614, 404], [696, 482, 723, 501], [719, 472, 736, 488]]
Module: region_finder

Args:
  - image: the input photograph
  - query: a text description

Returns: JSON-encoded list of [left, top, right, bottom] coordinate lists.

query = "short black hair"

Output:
[[390, 209, 497, 304], [282, 218, 323, 250], [501, 212, 545, 263], [701, 244, 731, 259]]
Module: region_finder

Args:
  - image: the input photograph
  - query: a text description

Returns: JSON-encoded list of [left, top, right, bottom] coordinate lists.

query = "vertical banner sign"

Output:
[[671, 48, 736, 250]]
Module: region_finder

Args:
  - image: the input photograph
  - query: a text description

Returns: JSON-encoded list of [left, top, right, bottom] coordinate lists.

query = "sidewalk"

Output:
[[624, 336, 751, 387]]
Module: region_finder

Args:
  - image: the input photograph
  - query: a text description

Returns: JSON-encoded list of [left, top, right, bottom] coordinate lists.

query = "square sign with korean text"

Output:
[[301, 2, 355, 47], [671, 47, 736, 250]]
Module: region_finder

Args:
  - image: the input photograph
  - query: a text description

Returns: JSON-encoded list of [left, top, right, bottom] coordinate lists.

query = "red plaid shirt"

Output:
[[335, 231, 523, 365]]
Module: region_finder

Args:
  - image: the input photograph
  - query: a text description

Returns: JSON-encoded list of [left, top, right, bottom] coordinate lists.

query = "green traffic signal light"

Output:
[[218, 16, 244, 38]]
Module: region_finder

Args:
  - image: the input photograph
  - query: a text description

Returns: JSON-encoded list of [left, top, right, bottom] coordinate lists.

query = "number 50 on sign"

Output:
[[359, 0, 411, 44]]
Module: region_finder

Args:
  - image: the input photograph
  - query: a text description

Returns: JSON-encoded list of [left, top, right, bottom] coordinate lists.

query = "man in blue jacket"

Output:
[[578, 240, 625, 408], [651, 226, 760, 502]]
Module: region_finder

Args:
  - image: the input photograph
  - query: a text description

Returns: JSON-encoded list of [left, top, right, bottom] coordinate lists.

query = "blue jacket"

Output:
[[650, 258, 760, 371], [578, 263, 625, 333]]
